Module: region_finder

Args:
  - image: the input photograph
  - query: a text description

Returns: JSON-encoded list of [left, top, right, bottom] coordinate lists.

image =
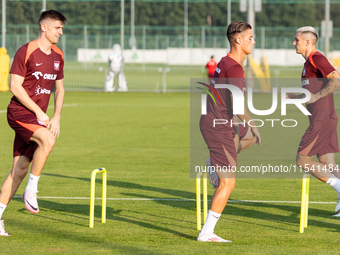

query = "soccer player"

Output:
[[288, 26, 340, 216], [206, 120, 257, 189], [0, 10, 66, 236], [206, 55, 218, 82], [198, 21, 261, 242]]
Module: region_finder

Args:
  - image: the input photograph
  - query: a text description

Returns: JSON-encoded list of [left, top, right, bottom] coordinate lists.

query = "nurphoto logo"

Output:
[[198, 82, 312, 128]]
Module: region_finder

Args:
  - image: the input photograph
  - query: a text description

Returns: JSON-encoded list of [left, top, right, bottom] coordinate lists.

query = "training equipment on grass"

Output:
[[0, 48, 9, 92], [196, 171, 208, 230], [300, 173, 310, 233], [89, 168, 107, 228]]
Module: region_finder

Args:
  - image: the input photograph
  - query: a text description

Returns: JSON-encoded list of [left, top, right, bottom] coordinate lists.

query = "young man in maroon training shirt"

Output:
[[0, 10, 66, 236], [288, 26, 340, 216], [198, 21, 261, 242]]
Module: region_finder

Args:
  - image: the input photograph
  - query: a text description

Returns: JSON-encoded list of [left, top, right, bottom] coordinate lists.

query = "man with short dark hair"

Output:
[[198, 21, 261, 242], [0, 10, 66, 236], [289, 26, 340, 216]]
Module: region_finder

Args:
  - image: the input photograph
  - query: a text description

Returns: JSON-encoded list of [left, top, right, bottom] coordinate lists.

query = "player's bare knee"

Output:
[[10, 163, 29, 181], [296, 154, 302, 166], [14, 166, 29, 179], [41, 133, 55, 153], [218, 177, 236, 191], [12, 157, 30, 174], [296, 154, 308, 168], [46, 135, 55, 151]]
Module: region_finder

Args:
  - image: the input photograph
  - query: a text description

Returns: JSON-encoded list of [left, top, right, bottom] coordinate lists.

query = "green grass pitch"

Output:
[[1, 90, 340, 254], [62, 63, 302, 92]]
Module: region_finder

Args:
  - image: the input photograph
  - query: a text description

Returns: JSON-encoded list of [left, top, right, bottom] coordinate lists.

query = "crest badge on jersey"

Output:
[[54, 61, 60, 71], [302, 68, 306, 77]]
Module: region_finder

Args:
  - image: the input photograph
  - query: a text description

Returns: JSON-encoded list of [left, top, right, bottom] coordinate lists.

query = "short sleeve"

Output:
[[56, 58, 64, 80], [9, 46, 27, 77], [51, 45, 64, 80], [226, 65, 245, 90], [313, 54, 335, 78]]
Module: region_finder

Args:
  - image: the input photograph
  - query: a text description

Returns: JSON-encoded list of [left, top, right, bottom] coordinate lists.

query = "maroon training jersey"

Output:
[[301, 50, 337, 123], [9, 40, 64, 113], [200, 53, 246, 132]]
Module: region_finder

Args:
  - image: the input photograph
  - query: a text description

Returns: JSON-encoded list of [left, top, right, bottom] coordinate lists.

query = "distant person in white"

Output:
[[104, 44, 128, 92]]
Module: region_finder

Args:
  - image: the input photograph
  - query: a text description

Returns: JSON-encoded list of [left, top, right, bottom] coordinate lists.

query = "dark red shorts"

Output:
[[200, 128, 237, 172], [7, 104, 46, 159], [298, 118, 339, 157]]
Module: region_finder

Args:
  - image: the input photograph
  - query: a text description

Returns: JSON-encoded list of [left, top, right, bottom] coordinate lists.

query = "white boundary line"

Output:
[[12, 195, 337, 204], [48, 103, 78, 109]]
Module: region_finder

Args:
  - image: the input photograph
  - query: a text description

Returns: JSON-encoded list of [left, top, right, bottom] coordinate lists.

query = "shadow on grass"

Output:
[[40, 173, 340, 233], [8, 215, 172, 254], [225, 202, 340, 233], [13, 198, 195, 241], [43, 173, 194, 198]]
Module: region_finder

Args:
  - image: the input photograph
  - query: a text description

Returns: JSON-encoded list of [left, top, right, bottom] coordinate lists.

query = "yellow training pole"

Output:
[[90, 171, 96, 228], [196, 172, 202, 230], [101, 168, 107, 223], [197, 171, 209, 230], [299, 173, 309, 233], [90, 168, 107, 228], [304, 174, 310, 228], [203, 172, 208, 223]]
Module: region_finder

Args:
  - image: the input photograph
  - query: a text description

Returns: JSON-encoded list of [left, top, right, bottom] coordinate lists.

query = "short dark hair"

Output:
[[38, 10, 67, 25], [226, 21, 252, 43]]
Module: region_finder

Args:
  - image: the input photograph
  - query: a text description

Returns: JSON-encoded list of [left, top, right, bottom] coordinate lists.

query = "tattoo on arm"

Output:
[[322, 79, 336, 96], [232, 115, 240, 137], [319, 71, 340, 98], [233, 123, 240, 137], [329, 71, 337, 78]]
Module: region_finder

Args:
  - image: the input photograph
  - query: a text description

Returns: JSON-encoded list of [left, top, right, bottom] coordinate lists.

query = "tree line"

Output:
[[3, 1, 340, 36]]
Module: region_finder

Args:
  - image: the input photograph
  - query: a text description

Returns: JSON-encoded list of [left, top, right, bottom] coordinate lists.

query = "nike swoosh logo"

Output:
[[25, 200, 38, 211], [36, 63, 43, 66]]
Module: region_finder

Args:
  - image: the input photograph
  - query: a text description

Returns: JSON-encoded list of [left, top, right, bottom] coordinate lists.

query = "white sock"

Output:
[[200, 210, 221, 235], [326, 174, 340, 193], [25, 174, 40, 192], [0, 202, 7, 220]]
